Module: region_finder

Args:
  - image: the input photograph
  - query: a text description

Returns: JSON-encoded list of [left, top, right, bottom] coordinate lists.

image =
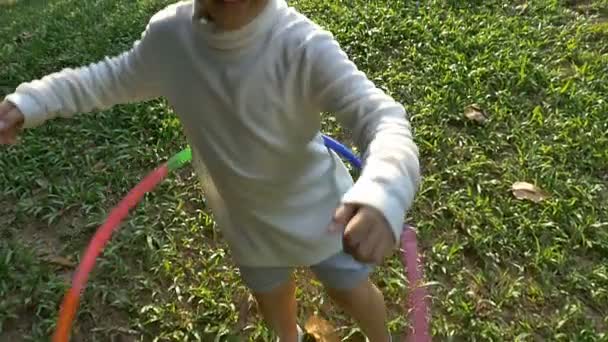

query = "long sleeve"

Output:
[[303, 30, 421, 243], [5, 19, 164, 129]]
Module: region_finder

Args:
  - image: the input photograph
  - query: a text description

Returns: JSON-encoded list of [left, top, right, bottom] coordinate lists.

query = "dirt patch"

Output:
[[18, 220, 74, 282], [566, 0, 593, 12], [565, 0, 608, 20], [0, 199, 17, 232], [0, 321, 32, 341], [0, 305, 36, 341], [0, 0, 18, 7], [72, 305, 136, 342], [20, 220, 63, 255], [583, 304, 607, 333]]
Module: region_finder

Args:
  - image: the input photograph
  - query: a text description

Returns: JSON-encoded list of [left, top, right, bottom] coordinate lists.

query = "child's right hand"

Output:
[[0, 100, 25, 145]]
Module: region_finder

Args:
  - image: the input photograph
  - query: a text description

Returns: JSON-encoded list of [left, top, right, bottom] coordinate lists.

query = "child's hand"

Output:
[[330, 204, 395, 264], [0, 100, 25, 145]]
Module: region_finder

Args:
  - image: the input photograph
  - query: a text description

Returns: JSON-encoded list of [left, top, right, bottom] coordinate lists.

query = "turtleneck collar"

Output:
[[192, 0, 285, 50]]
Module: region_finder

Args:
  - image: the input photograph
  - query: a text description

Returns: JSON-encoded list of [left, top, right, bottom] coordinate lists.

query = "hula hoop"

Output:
[[52, 135, 429, 341]]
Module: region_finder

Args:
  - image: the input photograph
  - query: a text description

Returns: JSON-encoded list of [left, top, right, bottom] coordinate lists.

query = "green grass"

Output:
[[1, 0, 607, 340]]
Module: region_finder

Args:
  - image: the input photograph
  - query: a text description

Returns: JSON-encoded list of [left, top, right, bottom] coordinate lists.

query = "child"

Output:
[[0, 0, 420, 340]]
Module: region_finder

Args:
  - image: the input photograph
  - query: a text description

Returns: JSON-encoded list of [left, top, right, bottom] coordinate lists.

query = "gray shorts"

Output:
[[238, 251, 373, 293]]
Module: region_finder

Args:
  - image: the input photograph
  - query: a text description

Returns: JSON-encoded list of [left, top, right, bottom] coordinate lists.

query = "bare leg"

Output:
[[252, 277, 299, 342], [326, 278, 390, 342]]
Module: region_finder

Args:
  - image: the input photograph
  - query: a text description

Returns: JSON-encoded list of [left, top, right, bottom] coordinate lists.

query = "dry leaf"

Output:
[[464, 104, 488, 123], [15, 31, 33, 43], [511, 182, 549, 203], [93, 161, 106, 171], [515, 2, 529, 14], [45, 256, 76, 268], [35, 178, 49, 189], [304, 314, 339, 342]]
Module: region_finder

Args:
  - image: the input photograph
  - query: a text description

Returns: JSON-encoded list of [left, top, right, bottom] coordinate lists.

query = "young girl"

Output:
[[0, 0, 420, 340]]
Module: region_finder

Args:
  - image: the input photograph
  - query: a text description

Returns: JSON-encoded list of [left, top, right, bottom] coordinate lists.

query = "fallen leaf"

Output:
[[304, 314, 339, 342], [35, 178, 49, 189], [515, 3, 529, 14], [15, 31, 33, 43], [511, 182, 549, 203], [44, 256, 76, 268], [464, 104, 488, 123], [93, 161, 106, 171]]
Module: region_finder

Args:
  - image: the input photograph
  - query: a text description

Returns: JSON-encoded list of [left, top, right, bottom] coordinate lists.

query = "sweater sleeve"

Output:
[[5, 18, 164, 129], [304, 30, 421, 244]]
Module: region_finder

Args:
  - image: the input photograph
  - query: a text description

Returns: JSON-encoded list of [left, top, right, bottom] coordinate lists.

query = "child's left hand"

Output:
[[329, 204, 395, 264]]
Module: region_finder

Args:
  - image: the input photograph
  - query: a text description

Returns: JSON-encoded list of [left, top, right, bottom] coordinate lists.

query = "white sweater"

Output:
[[7, 0, 420, 267]]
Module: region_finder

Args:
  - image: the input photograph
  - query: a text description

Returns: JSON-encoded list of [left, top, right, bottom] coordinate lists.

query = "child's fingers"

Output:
[[0, 107, 23, 131], [0, 130, 17, 144], [356, 225, 381, 262], [329, 203, 358, 232], [343, 207, 395, 263], [0, 106, 24, 145], [9, 108, 23, 127], [334, 204, 358, 224], [343, 213, 372, 258], [0, 101, 16, 118], [0, 100, 12, 112], [371, 234, 393, 264]]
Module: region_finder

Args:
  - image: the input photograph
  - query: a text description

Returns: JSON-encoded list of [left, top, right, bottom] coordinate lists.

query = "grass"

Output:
[[1, 0, 607, 340]]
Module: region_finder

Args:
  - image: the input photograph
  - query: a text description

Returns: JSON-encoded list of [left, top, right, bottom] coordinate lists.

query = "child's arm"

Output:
[[303, 30, 421, 250], [3, 17, 164, 130]]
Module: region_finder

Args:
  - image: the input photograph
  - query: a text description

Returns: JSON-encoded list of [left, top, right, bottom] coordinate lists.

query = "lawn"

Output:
[[1, 0, 607, 341]]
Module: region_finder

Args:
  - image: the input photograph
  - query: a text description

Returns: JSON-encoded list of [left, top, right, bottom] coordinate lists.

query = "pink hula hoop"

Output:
[[53, 142, 430, 341]]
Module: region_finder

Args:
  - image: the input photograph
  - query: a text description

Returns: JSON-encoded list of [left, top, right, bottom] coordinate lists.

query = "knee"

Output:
[[326, 277, 373, 307]]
